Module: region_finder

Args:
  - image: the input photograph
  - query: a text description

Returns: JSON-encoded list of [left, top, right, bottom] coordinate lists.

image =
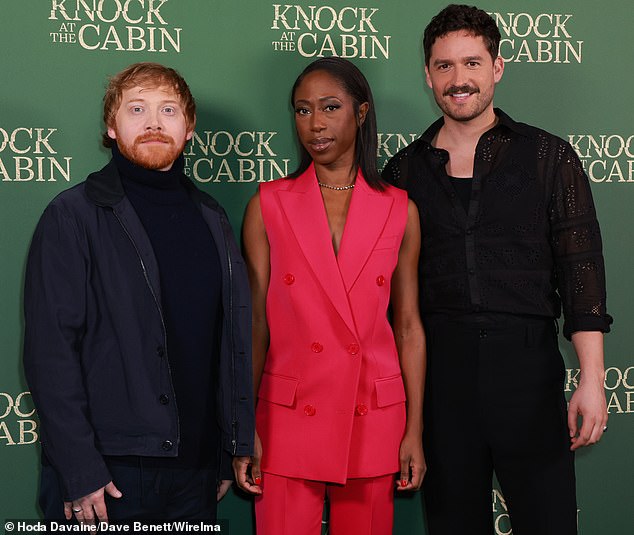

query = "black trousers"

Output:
[[39, 457, 218, 521], [422, 316, 577, 535]]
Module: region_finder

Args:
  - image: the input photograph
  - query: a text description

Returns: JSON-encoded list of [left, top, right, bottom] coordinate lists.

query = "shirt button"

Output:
[[479, 329, 488, 339], [283, 273, 295, 285], [304, 404, 316, 416], [161, 440, 173, 451], [159, 394, 169, 405], [355, 404, 368, 416], [468, 268, 475, 275], [466, 229, 473, 235], [311, 342, 323, 353], [347, 343, 360, 356], [376, 275, 385, 286]]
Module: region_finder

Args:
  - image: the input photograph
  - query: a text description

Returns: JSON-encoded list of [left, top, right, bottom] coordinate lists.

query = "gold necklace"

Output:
[[317, 181, 355, 191]]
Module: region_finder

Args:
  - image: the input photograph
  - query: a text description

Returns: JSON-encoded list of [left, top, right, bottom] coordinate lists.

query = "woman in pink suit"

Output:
[[234, 57, 426, 535]]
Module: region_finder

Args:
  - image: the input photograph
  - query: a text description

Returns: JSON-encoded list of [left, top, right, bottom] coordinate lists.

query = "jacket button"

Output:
[[355, 404, 368, 416], [283, 273, 295, 285], [311, 342, 323, 353], [159, 394, 169, 405], [156, 346, 165, 358], [347, 343, 360, 356], [376, 275, 385, 286], [161, 440, 173, 451], [303, 404, 316, 416]]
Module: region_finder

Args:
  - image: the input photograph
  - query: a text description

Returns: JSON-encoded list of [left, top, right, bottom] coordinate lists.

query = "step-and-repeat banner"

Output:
[[1, 1, 631, 533]]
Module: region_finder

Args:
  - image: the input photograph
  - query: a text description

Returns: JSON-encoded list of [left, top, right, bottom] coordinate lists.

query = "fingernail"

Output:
[[400, 479, 408, 487], [254, 477, 262, 485]]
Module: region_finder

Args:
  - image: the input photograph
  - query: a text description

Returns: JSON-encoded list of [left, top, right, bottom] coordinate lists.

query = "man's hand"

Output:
[[232, 431, 262, 495], [63, 481, 122, 524], [568, 376, 608, 450], [569, 331, 608, 451]]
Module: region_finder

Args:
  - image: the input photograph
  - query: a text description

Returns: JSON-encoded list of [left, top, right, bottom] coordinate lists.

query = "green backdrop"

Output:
[[1, 1, 632, 533]]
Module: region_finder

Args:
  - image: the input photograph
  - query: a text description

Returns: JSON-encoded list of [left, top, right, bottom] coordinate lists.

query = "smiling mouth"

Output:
[[444, 85, 479, 99]]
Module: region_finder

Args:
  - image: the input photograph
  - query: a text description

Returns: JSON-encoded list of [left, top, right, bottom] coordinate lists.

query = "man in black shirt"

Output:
[[23, 63, 254, 523], [383, 5, 611, 535]]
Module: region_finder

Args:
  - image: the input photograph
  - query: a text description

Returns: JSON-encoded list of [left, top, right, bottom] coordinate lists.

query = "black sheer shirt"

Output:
[[383, 109, 612, 339]]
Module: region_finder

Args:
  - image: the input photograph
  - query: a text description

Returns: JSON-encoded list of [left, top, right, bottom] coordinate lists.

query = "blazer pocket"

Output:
[[258, 372, 299, 407], [375, 375, 406, 408], [374, 235, 398, 251]]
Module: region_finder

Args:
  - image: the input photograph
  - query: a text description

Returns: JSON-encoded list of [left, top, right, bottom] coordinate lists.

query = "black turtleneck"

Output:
[[112, 144, 222, 469]]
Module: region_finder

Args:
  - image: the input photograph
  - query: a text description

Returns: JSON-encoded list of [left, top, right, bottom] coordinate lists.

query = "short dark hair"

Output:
[[102, 62, 196, 148], [423, 4, 500, 66], [288, 57, 385, 191]]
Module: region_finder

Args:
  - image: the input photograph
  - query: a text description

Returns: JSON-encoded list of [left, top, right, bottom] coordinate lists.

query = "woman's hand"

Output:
[[397, 430, 426, 491], [232, 430, 263, 495]]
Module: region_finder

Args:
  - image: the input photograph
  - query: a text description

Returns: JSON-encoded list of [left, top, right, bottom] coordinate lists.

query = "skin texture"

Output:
[[233, 69, 426, 496], [107, 85, 194, 171], [425, 30, 607, 450]]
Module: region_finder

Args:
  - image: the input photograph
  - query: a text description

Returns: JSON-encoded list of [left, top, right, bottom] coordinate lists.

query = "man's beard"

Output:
[[118, 132, 185, 170]]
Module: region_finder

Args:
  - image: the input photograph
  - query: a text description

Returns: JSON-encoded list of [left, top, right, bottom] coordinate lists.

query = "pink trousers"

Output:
[[255, 472, 395, 535]]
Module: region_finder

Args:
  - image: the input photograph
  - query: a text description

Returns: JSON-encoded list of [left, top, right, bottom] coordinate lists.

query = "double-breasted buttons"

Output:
[[304, 404, 316, 416], [161, 440, 173, 451], [347, 343, 360, 356], [283, 273, 295, 285], [311, 342, 323, 353], [355, 404, 368, 416], [376, 275, 385, 287], [159, 394, 169, 405]]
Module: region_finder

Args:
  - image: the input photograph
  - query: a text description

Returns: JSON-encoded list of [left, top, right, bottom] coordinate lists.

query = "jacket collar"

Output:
[[85, 158, 222, 213]]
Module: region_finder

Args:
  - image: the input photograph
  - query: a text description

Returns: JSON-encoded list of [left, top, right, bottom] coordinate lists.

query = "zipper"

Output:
[[112, 208, 181, 450], [221, 214, 238, 456]]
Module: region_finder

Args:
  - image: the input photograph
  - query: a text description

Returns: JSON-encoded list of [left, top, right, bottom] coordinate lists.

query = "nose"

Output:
[[145, 108, 162, 131], [309, 110, 326, 132], [450, 64, 469, 87]]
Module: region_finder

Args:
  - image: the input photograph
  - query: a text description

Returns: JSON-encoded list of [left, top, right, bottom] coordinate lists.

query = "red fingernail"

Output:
[[254, 477, 262, 485], [400, 479, 408, 487]]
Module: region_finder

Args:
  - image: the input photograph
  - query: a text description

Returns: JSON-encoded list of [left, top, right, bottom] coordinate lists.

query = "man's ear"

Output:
[[493, 56, 504, 83], [186, 114, 196, 141], [107, 123, 117, 140]]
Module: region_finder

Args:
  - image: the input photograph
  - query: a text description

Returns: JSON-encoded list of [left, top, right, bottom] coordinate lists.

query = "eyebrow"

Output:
[[294, 95, 342, 105], [433, 55, 484, 66]]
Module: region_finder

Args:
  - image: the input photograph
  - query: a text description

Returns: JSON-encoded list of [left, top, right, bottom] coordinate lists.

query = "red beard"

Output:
[[118, 132, 185, 170]]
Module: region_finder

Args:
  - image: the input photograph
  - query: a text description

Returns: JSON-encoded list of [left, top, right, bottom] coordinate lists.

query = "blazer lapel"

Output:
[[337, 174, 394, 293], [277, 165, 358, 336]]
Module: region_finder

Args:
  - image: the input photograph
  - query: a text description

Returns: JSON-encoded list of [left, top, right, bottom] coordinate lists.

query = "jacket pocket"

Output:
[[375, 375, 406, 408], [258, 372, 299, 407]]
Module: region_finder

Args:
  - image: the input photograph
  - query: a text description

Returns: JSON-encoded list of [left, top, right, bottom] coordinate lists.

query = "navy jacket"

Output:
[[23, 160, 254, 501]]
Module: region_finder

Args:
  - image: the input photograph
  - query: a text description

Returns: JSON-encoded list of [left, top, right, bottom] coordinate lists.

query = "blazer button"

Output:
[[304, 404, 316, 416], [376, 275, 385, 286], [283, 273, 295, 285], [347, 343, 360, 356], [156, 346, 165, 358], [311, 342, 323, 353], [355, 404, 368, 416], [161, 440, 173, 451], [159, 394, 169, 405]]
